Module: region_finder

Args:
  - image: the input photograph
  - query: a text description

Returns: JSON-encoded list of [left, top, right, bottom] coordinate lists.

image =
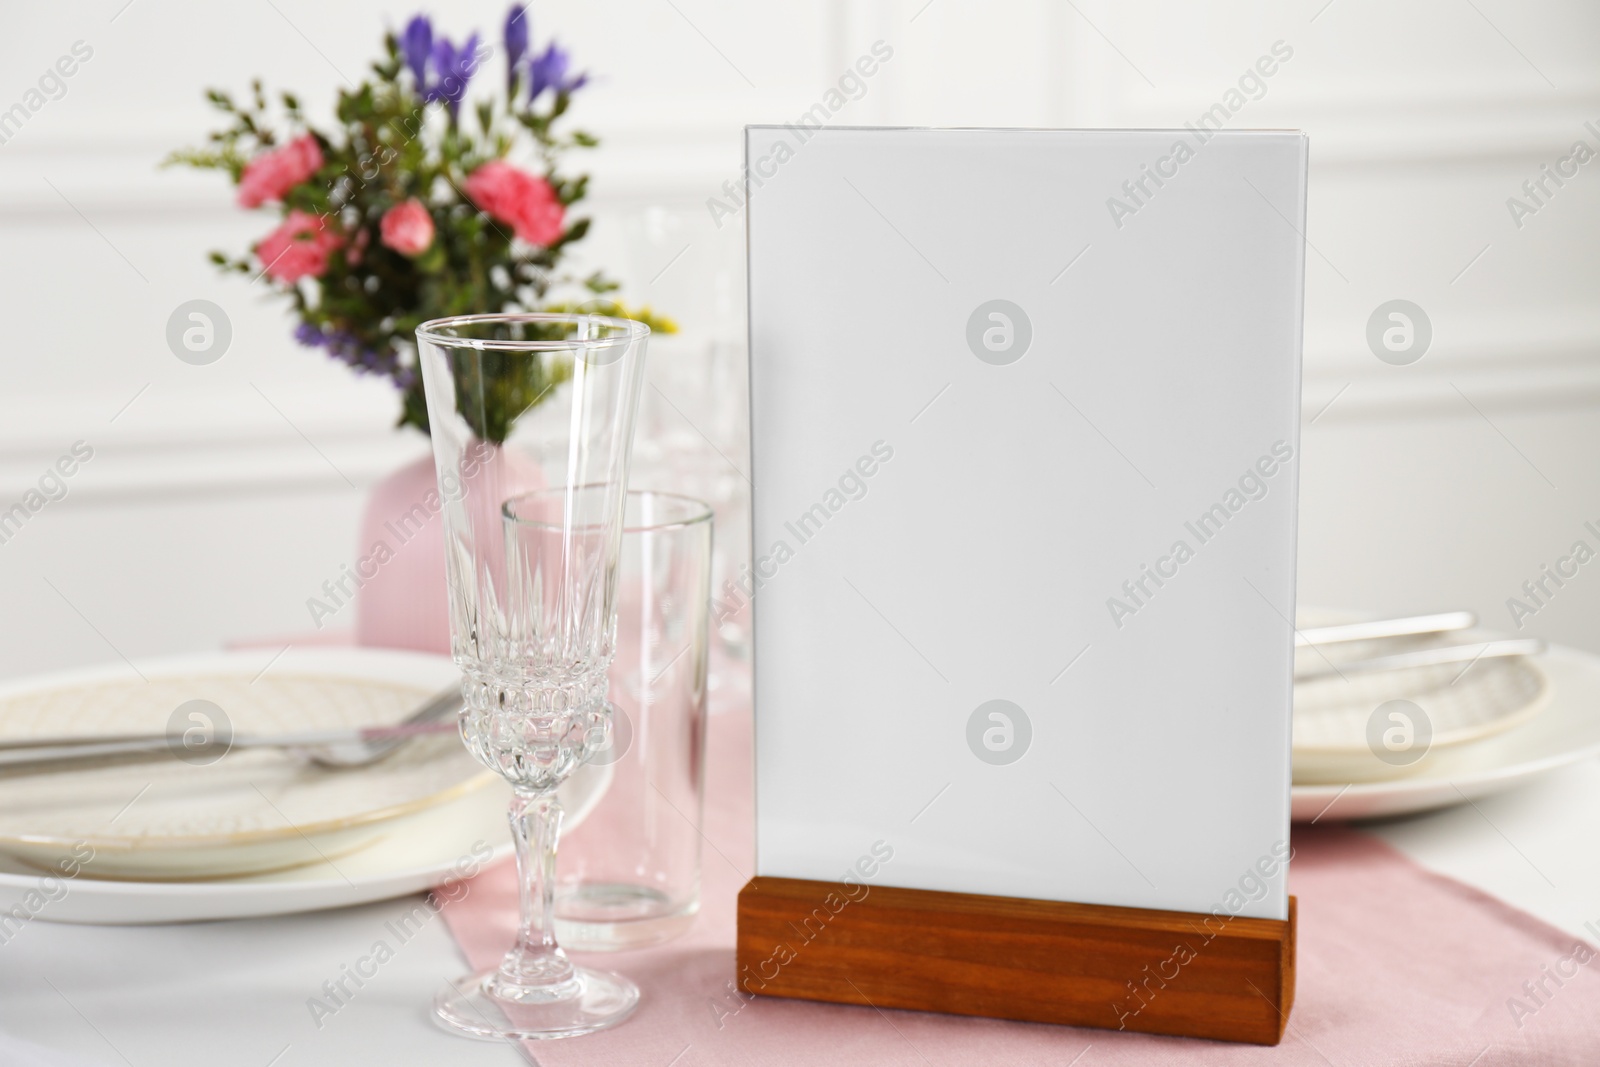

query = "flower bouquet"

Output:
[[168, 4, 672, 442], [170, 6, 673, 651]]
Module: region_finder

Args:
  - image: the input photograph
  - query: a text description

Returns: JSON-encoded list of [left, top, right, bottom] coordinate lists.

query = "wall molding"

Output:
[[6, 82, 1600, 215], [3, 329, 1597, 502]]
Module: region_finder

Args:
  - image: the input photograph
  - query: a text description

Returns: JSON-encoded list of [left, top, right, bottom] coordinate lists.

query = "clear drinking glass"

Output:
[[415, 313, 649, 1041], [556, 490, 713, 950]]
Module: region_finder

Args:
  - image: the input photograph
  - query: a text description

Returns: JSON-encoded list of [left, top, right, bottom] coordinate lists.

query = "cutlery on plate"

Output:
[[1295, 611, 1476, 648], [297, 684, 463, 768], [1294, 637, 1545, 683], [0, 684, 463, 772]]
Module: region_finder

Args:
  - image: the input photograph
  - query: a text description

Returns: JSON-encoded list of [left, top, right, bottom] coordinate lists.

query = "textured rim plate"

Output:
[[1292, 643, 1600, 822], [1292, 633, 1550, 783], [0, 648, 485, 879], [0, 774, 510, 924], [0, 750, 611, 924]]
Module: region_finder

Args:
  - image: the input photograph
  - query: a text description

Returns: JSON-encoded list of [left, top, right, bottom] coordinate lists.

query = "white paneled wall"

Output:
[[1, 0, 1598, 679]]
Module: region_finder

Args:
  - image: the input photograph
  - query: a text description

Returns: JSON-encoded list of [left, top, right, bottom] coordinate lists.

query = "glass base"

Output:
[[433, 966, 639, 1041], [556, 882, 698, 951]]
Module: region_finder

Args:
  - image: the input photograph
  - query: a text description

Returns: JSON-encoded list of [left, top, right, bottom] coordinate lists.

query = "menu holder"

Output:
[[741, 125, 1309, 1046]]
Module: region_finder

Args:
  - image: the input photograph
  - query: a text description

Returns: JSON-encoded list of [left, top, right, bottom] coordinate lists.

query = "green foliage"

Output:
[[446, 346, 574, 443]]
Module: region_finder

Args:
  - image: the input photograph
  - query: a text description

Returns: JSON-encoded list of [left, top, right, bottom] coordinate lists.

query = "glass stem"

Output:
[[494, 790, 577, 998]]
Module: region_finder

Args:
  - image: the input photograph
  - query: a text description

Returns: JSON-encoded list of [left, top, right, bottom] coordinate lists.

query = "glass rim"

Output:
[[503, 487, 714, 534], [415, 312, 650, 353]]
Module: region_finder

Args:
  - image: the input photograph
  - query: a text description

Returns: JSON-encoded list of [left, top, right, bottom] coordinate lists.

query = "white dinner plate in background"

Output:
[[1292, 643, 1600, 821], [1292, 632, 1550, 783]]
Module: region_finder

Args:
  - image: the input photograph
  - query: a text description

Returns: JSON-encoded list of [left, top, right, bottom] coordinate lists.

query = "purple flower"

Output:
[[428, 32, 481, 116], [401, 15, 433, 88], [528, 41, 586, 101], [401, 13, 482, 118], [504, 5, 530, 77], [294, 321, 404, 384]]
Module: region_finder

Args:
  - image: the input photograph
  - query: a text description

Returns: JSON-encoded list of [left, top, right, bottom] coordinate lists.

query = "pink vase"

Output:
[[355, 449, 546, 654]]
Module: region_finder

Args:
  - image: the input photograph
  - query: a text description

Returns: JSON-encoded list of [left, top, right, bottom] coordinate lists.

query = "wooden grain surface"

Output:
[[736, 877, 1296, 1045]]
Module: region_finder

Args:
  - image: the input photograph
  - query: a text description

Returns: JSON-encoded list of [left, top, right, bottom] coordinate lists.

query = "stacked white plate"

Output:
[[0, 648, 609, 923], [1291, 611, 1600, 821]]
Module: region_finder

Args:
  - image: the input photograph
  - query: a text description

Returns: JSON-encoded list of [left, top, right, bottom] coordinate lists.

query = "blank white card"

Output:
[[746, 127, 1306, 921]]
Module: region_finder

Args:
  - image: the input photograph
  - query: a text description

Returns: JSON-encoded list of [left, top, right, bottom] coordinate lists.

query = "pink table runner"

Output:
[[441, 671, 1600, 1065]]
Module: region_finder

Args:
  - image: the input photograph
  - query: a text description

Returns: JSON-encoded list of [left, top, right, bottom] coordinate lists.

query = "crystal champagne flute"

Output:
[[415, 313, 648, 1040]]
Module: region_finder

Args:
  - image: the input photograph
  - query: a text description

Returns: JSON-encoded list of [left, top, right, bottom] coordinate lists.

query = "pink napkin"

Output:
[[440, 669, 1600, 1065]]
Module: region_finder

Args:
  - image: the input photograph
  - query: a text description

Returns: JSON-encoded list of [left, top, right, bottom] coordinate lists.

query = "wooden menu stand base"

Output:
[[736, 877, 1296, 1046]]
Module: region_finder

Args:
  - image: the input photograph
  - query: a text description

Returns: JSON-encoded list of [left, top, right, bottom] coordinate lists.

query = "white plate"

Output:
[[1292, 643, 1600, 821], [0, 648, 491, 879], [0, 756, 610, 924], [1292, 633, 1550, 783]]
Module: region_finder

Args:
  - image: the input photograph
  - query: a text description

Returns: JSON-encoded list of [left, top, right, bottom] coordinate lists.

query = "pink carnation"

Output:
[[255, 210, 343, 284], [237, 135, 324, 208], [380, 199, 435, 257], [461, 161, 565, 247]]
